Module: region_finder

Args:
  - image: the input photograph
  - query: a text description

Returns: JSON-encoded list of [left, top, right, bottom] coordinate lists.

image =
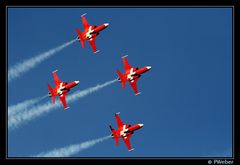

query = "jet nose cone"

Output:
[[146, 66, 152, 70], [75, 81, 80, 84], [104, 23, 109, 27], [138, 124, 144, 127]]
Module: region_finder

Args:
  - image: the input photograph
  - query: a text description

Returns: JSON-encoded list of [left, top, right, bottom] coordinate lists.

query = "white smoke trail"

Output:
[[8, 79, 117, 129], [8, 38, 78, 82], [8, 95, 48, 117], [66, 79, 117, 103], [34, 135, 111, 157]]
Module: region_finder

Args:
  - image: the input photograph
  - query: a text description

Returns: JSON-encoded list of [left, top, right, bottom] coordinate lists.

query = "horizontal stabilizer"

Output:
[[47, 84, 55, 104], [116, 69, 126, 89], [76, 28, 85, 48]]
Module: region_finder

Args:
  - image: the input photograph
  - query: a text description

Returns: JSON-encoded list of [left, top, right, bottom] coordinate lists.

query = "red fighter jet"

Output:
[[110, 112, 144, 151], [117, 55, 152, 95], [76, 13, 109, 54], [48, 70, 79, 110]]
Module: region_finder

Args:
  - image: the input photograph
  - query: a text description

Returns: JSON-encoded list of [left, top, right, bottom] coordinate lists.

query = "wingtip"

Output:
[[52, 69, 58, 73], [128, 148, 135, 152], [64, 107, 70, 110], [122, 55, 128, 58], [116, 112, 120, 115], [135, 92, 141, 96], [94, 50, 100, 54], [81, 13, 87, 17]]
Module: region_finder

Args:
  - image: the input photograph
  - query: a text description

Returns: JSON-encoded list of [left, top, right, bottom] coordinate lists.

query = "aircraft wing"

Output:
[[122, 134, 133, 151], [88, 38, 98, 53], [53, 71, 61, 86], [129, 78, 139, 95], [81, 15, 90, 30], [59, 93, 68, 110], [115, 113, 124, 128], [122, 56, 131, 71]]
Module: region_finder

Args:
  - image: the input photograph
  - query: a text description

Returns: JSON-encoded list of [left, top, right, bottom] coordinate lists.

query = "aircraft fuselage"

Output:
[[48, 81, 79, 97], [83, 24, 109, 41], [112, 124, 144, 139], [120, 66, 151, 82]]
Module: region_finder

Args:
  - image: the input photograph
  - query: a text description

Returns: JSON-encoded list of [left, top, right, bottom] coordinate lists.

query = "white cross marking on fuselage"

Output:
[[57, 82, 64, 95], [120, 125, 128, 137], [127, 68, 135, 81], [86, 26, 94, 39]]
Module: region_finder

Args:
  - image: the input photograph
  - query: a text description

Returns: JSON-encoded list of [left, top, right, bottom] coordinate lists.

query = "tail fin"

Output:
[[116, 69, 126, 89], [109, 125, 114, 131], [48, 84, 55, 104], [109, 125, 119, 146], [76, 28, 85, 48]]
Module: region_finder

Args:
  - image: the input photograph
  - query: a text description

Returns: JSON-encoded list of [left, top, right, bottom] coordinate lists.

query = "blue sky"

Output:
[[8, 8, 232, 157]]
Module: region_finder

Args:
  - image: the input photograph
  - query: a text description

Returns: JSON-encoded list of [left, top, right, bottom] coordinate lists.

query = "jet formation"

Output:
[[45, 14, 152, 152]]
